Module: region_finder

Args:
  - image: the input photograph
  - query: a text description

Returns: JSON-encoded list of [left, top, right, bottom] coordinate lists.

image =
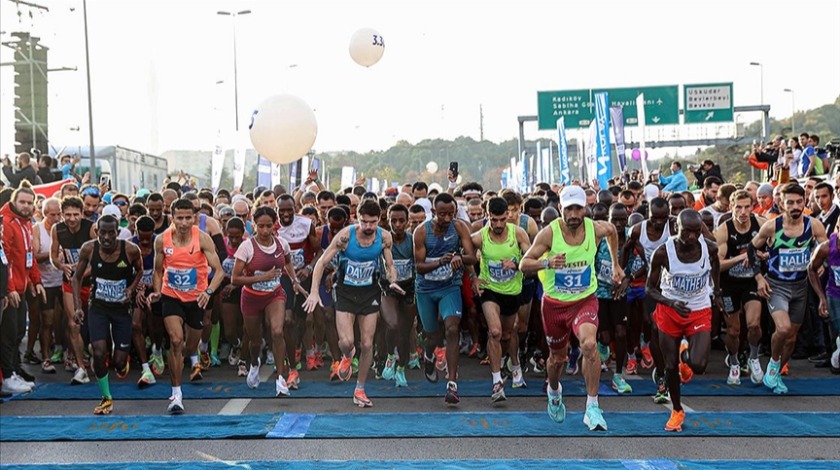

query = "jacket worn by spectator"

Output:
[[658, 171, 688, 192], [2, 165, 40, 188], [693, 164, 724, 187], [0, 202, 42, 294]]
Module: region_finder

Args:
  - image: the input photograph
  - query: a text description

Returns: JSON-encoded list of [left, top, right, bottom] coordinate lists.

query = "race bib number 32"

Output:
[[166, 268, 198, 292]]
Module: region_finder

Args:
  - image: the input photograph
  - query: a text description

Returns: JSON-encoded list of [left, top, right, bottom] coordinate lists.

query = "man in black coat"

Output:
[[693, 159, 724, 187], [2, 153, 41, 188]]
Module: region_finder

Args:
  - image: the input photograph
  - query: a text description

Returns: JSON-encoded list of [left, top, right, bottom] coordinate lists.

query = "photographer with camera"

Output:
[[692, 159, 724, 187], [751, 136, 785, 181], [2, 152, 41, 188]]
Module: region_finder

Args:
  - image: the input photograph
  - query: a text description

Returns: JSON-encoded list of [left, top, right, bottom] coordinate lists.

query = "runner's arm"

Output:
[[151, 235, 164, 296], [126, 244, 145, 298], [715, 222, 743, 272], [72, 242, 93, 313], [644, 246, 672, 308], [413, 224, 438, 275], [748, 219, 774, 283], [455, 219, 477, 266], [812, 218, 829, 244], [706, 239, 722, 298], [309, 226, 350, 293], [519, 226, 553, 275], [380, 231, 399, 284]]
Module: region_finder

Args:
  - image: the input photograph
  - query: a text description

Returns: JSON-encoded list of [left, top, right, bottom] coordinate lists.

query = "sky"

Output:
[[1, 0, 839, 160]]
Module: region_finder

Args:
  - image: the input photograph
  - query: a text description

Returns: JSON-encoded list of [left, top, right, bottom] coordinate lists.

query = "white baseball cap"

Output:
[[102, 204, 122, 220], [644, 184, 660, 202], [560, 185, 587, 209]]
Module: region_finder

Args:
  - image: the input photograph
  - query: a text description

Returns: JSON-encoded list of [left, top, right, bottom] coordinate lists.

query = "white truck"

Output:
[[50, 145, 168, 194]]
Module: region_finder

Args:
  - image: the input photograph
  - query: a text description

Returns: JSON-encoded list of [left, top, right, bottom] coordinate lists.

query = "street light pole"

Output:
[[749, 62, 764, 105], [83, 0, 96, 181], [784, 88, 795, 136], [217, 10, 251, 131]]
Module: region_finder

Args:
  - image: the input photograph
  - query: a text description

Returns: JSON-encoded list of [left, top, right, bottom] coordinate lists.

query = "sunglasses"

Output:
[[113, 200, 128, 207], [235, 212, 249, 218]]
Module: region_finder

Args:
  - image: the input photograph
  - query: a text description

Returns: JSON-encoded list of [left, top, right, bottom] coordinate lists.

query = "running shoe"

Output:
[[246, 363, 260, 389], [831, 346, 840, 370], [295, 348, 302, 369], [306, 352, 319, 371], [116, 360, 130, 380], [748, 358, 764, 384], [189, 363, 203, 382], [626, 358, 638, 375], [50, 346, 63, 364], [780, 363, 789, 376], [640, 346, 653, 369], [424, 355, 439, 383], [199, 351, 211, 371], [597, 343, 610, 363], [71, 367, 90, 385], [491, 381, 506, 403], [41, 359, 56, 374], [228, 344, 241, 366], [351, 357, 359, 374], [287, 369, 300, 390], [530, 356, 546, 374], [678, 341, 693, 384], [738, 352, 749, 375], [382, 354, 397, 380], [64, 356, 78, 373], [329, 361, 341, 382], [353, 388, 373, 408], [24, 351, 40, 365], [395, 366, 408, 388], [566, 347, 581, 375], [314, 349, 325, 369], [726, 364, 741, 385], [665, 409, 685, 432], [266, 351, 275, 366], [763, 361, 780, 390], [151, 354, 165, 377], [408, 353, 421, 370], [583, 403, 608, 431], [547, 394, 566, 423], [511, 367, 526, 388], [434, 347, 447, 372], [338, 356, 353, 382], [275, 376, 290, 397], [652, 369, 670, 404], [468, 343, 482, 358], [209, 353, 222, 367], [480, 356, 491, 365], [611, 374, 632, 394], [237, 361, 248, 377], [94, 396, 113, 415], [137, 369, 156, 389], [167, 395, 184, 415], [773, 376, 788, 395], [444, 381, 460, 405]]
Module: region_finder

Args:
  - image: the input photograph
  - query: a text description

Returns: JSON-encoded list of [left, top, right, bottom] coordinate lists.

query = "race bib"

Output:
[[832, 266, 840, 287], [222, 258, 235, 278], [25, 252, 33, 269], [394, 258, 414, 282], [141, 268, 153, 286], [290, 249, 305, 270], [344, 260, 376, 287], [65, 248, 80, 265], [667, 272, 708, 297], [425, 257, 453, 282], [596, 259, 613, 284], [95, 278, 127, 303], [252, 270, 281, 293], [166, 267, 198, 292], [488, 259, 516, 284], [629, 255, 644, 275], [728, 255, 753, 278], [778, 247, 809, 273], [553, 266, 592, 295]]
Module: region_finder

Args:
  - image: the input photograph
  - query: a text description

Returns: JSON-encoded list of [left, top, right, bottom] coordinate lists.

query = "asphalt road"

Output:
[[1, 348, 839, 466]]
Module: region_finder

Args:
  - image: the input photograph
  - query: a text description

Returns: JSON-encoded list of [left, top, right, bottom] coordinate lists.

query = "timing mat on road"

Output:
[[1, 411, 838, 441], [1, 460, 838, 470], [12, 377, 840, 401]]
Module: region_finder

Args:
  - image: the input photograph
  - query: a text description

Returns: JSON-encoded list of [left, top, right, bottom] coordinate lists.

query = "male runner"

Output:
[[148, 198, 224, 414], [648, 210, 723, 432], [413, 192, 477, 405], [303, 200, 404, 407], [132, 216, 163, 387], [72, 215, 143, 414], [715, 190, 765, 385], [808, 230, 840, 374], [50, 196, 96, 384], [146, 193, 171, 235], [520, 186, 623, 430], [470, 197, 531, 402], [750, 183, 827, 394], [31, 198, 63, 373]]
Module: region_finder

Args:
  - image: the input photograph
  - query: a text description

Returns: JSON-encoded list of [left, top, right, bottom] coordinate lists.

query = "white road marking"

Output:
[[217, 398, 251, 415], [662, 400, 695, 413]]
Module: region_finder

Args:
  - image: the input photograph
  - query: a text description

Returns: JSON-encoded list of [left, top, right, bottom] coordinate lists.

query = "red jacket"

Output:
[[1, 202, 42, 294]]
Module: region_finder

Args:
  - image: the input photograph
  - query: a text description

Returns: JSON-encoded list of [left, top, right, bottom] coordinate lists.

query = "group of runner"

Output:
[[1, 165, 839, 433]]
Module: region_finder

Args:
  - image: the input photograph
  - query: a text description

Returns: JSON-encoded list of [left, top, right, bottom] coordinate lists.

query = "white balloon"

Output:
[[349, 28, 385, 67], [426, 161, 438, 174], [248, 94, 317, 165]]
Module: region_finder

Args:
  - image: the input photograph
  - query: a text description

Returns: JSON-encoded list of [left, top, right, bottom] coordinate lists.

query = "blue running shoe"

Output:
[[774, 376, 788, 394], [382, 354, 397, 381], [547, 394, 566, 423], [395, 366, 408, 388], [597, 343, 610, 363], [763, 360, 780, 390], [583, 403, 608, 431]]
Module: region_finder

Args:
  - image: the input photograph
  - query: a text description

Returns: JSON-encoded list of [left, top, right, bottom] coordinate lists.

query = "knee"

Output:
[[270, 325, 284, 340], [444, 323, 459, 339], [728, 323, 741, 338], [169, 336, 184, 351], [488, 327, 502, 342], [691, 356, 708, 374], [359, 338, 373, 352], [776, 324, 792, 337], [132, 321, 144, 335], [113, 356, 127, 372], [580, 338, 597, 357], [92, 348, 107, 364], [613, 328, 627, 343]]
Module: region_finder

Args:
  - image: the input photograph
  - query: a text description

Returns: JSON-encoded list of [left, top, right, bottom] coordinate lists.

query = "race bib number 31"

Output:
[[554, 266, 592, 295], [166, 268, 198, 292]]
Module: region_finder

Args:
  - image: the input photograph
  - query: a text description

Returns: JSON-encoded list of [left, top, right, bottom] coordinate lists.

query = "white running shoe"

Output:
[[748, 358, 764, 384], [246, 363, 261, 389], [266, 351, 275, 366], [726, 364, 741, 385], [13, 372, 35, 389], [1, 374, 32, 394], [167, 395, 184, 414], [511, 367, 527, 388], [228, 345, 241, 367], [275, 376, 290, 397], [71, 367, 90, 385]]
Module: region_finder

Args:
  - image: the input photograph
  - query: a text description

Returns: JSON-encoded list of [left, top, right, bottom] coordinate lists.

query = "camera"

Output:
[[825, 140, 839, 157]]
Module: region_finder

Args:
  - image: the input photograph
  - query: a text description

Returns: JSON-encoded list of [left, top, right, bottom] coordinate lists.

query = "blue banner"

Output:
[[610, 106, 627, 173], [257, 156, 271, 188], [594, 92, 612, 189], [556, 117, 570, 185]]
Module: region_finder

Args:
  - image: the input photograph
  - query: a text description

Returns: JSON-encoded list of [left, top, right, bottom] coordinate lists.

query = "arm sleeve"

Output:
[[3, 166, 22, 187], [211, 233, 227, 265], [658, 173, 673, 185]]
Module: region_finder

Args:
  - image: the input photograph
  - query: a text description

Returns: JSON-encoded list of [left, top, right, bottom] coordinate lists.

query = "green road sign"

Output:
[[684, 83, 734, 123], [537, 89, 592, 130], [595, 85, 679, 126]]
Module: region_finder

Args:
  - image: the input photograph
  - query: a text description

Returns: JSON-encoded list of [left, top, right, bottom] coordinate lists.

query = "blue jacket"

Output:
[[659, 171, 688, 192]]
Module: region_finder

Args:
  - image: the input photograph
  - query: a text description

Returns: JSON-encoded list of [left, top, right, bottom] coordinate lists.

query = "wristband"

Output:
[[448, 182, 457, 189], [541, 259, 549, 270]]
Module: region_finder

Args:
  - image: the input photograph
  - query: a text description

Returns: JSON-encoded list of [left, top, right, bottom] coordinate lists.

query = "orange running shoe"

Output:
[[665, 409, 685, 432], [314, 349, 325, 368], [287, 369, 300, 390], [329, 361, 340, 381], [338, 356, 353, 382], [780, 363, 789, 376], [306, 353, 319, 371], [468, 343, 481, 358], [679, 341, 693, 383], [434, 347, 447, 372], [641, 346, 654, 369], [353, 388, 372, 408]]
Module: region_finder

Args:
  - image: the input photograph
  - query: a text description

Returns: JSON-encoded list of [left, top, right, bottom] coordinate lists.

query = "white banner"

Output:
[[636, 93, 649, 181], [211, 131, 225, 192], [341, 166, 355, 190]]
